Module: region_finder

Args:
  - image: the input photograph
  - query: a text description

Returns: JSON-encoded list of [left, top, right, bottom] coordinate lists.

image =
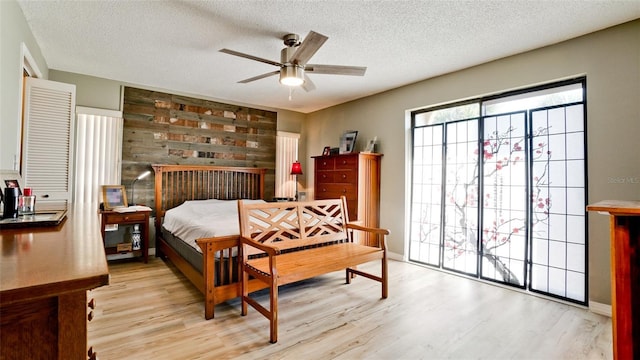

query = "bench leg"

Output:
[[270, 280, 278, 343], [241, 265, 249, 316], [382, 255, 388, 299]]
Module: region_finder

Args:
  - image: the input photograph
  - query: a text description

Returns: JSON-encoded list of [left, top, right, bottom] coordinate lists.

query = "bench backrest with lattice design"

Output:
[[237, 197, 351, 252]]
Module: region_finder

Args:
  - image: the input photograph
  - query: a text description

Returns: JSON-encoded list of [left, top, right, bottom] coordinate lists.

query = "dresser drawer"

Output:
[[104, 212, 147, 223], [315, 184, 357, 199], [316, 158, 335, 171], [334, 170, 356, 184], [335, 155, 358, 169], [316, 171, 334, 183]]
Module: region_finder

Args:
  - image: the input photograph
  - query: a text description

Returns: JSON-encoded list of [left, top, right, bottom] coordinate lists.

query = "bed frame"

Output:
[[152, 164, 269, 319]]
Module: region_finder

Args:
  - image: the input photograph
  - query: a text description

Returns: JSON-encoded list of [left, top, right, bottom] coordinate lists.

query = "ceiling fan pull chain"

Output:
[[289, 87, 293, 101]]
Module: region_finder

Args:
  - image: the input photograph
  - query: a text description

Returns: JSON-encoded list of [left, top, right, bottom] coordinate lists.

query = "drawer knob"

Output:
[[342, 174, 347, 179], [342, 189, 347, 193], [322, 161, 327, 166], [342, 160, 347, 164], [322, 174, 327, 179], [88, 298, 96, 309], [322, 188, 327, 192]]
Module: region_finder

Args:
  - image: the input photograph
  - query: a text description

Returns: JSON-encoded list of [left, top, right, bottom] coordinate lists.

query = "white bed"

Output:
[[163, 199, 266, 253]]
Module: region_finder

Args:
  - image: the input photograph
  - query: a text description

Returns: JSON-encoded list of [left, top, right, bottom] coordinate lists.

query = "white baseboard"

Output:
[[387, 251, 403, 261], [149, 247, 156, 256], [589, 301, 612, 317]]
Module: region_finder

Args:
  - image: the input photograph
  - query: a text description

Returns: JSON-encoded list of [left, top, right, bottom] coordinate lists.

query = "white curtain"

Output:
[[74, 107, 123, 205], [275, 131, 300, 199]]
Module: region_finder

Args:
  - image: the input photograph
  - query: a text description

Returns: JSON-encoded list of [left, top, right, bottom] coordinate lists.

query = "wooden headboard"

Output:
[[152, 164, 266, 229]]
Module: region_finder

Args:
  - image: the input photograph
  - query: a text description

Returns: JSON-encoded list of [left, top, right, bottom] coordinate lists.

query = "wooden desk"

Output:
[[0, 206, 110, 360], [587, 200, 640, 360]]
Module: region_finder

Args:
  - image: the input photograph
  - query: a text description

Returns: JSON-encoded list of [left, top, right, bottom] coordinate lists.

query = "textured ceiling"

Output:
[[17, 0, 640, 113]]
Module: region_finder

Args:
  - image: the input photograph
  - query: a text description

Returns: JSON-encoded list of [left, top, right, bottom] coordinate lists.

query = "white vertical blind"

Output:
[[74, 107, 123, 205], [275, 131, 300, 199]]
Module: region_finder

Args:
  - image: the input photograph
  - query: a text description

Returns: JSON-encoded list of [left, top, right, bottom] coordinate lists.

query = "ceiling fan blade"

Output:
[[238, 70, 280, 83], [289, 31, 328, 65], [220, 48, 282, 67], [302, 75, 316, 92], [306, 64, 367, 76]]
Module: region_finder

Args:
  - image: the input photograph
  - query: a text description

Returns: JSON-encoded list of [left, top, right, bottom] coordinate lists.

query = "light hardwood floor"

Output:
[[88, 258, 612, 359]]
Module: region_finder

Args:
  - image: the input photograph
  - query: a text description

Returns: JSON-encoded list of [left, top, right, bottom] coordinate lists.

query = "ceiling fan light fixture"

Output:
[[280, 65, 305, 86]]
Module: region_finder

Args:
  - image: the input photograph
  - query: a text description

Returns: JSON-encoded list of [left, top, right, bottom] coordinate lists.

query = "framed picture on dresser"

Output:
[[339, 131, 358, 154]]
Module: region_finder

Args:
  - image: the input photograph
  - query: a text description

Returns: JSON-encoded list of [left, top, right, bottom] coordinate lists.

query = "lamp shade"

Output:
[[136, 170, 151, 180], [290, 161, 303, 175]]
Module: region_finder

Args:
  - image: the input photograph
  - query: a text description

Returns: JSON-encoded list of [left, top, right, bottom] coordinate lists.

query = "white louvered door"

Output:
[[22, 77, 76, 205]]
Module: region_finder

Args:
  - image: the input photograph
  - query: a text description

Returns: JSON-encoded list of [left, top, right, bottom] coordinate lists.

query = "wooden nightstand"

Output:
[[99, 208, 150, 263]]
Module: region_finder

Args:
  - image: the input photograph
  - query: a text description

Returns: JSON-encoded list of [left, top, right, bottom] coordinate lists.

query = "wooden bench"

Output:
[[237, 196, 389, 343]]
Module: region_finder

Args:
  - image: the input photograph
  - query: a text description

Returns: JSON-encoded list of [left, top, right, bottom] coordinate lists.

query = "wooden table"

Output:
[[587, 200, 640, 360], [0, 205, 110, 360]]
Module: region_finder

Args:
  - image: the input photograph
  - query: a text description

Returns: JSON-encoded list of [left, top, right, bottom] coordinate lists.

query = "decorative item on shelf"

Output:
[[101, 185, 128, 210], [131, 224, 141, 251], [116, 242, 132, 253], [322, 146, 331, 156], [363, 136, 378, 153], [339, 130, 358, 154], [290, 161, 303, 201], [130, 170, 151, 206]]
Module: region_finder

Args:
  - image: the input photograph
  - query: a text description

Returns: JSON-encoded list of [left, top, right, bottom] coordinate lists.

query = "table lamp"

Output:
[[290, 161, 303, 201], [130, 170, 151, 206]]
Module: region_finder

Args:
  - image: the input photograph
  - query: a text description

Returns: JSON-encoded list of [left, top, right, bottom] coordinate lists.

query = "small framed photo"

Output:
[[4, 179, 21, 195], [0, 170, 25, 199], [322, 146, 331, 156], [339, 131, 358, 154], [102, 185, 128, 210]]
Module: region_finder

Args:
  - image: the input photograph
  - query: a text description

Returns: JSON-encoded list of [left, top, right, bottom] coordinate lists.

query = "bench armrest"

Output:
[[240, 236, 280, 256], [346, 222, 390, 235], [346, 222, 389, 250]]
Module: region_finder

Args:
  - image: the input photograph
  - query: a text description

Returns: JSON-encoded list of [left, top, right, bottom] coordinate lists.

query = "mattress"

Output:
[[162, 199, 266, 254]]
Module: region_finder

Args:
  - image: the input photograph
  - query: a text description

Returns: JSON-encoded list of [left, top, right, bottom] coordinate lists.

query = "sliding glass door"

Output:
[[409, 79, 587, 304]]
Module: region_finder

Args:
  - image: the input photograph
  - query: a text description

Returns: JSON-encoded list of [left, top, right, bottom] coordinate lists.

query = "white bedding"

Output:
[[162, 199, 266, 253]]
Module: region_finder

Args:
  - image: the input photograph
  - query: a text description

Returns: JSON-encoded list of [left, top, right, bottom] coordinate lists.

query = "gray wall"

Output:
[[304, 19, 640, 305]]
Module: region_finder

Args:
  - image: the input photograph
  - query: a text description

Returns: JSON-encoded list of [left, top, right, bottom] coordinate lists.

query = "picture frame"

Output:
[[102, 185, 128, 210], [322, 146, 331, 156], [364, 136, 378, 153], [339, 131, 358, 154], [0, 170, 25, 201]]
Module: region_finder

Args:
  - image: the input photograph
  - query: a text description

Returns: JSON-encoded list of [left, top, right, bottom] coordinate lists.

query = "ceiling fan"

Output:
[[220, 31, 366, 91]]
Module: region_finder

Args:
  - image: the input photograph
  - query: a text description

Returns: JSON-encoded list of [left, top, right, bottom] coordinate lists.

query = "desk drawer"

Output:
[[105, 212, 146, 223]]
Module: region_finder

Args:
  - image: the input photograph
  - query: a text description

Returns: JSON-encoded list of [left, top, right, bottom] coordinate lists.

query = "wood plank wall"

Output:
[[122, 87, 276, 210]]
